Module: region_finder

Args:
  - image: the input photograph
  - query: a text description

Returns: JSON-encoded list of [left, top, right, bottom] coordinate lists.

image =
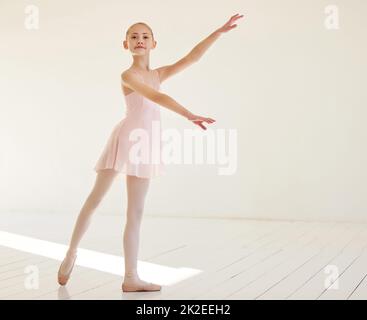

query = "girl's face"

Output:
[[124, 25, 156, 55]]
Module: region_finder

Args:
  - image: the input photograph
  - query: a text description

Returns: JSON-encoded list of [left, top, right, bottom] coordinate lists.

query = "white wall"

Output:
[[1, 0, 366, 222]]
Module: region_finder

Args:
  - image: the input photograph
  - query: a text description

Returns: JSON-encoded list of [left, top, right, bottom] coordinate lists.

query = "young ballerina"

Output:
[[57, 13, 244, 292]]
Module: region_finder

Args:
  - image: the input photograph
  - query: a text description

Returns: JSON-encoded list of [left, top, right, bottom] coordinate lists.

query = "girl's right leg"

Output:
[[58, 169, 120, 278]]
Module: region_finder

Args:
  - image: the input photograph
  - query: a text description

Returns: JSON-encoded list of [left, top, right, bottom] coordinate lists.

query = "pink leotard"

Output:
[[94, 69, 166, 178]]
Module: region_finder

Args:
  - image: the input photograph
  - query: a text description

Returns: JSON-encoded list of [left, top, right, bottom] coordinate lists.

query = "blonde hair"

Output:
[[125, 22, 154, 40]]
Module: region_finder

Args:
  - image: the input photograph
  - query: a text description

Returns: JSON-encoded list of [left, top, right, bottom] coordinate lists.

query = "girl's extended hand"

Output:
[[187, 114, 216, 130], [216, 13, 244, 33]]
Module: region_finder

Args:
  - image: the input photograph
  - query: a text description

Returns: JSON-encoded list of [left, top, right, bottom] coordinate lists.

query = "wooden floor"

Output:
[[1, 213, 367, 300]]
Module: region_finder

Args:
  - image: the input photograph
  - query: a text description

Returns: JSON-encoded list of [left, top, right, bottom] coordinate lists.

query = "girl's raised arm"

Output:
[[156, 13, 244, 83]]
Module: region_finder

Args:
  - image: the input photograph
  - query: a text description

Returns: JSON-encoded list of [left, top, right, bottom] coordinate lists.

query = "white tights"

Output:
[[60, 169, 151, 280]]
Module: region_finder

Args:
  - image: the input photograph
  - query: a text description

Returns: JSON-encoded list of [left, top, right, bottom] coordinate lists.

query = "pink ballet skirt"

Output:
[[94, 69, 166, 178]]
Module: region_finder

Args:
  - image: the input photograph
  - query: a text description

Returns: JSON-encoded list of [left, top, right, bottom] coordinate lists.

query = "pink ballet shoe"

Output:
[[57, 254, 77, 286], [121, 281, 162, 292]]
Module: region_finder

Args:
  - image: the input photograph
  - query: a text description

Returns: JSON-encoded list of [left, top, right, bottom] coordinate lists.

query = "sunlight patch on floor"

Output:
[[0, 231, 202, 285]]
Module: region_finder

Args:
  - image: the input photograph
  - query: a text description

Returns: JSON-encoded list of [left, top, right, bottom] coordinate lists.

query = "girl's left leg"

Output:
[[121, 174, 161, 292]]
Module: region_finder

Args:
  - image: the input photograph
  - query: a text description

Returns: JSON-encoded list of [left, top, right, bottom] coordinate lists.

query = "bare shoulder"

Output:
[[153, 67, 163, 81], [121, 70, 144, 91], [153, 56, 195, 83], [121, 69, 139, 94], [119, 69, 160, 101], [121, 69, 139, 82]]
